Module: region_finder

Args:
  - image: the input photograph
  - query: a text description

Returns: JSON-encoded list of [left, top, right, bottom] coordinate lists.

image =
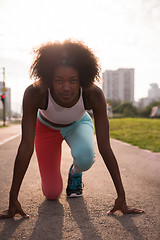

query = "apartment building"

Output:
[[148, 83, 160, 101], [102, 68, 134, 103]]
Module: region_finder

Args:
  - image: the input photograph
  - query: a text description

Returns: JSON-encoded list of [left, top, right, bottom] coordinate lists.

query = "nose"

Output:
[[62, 82, 71, 91]]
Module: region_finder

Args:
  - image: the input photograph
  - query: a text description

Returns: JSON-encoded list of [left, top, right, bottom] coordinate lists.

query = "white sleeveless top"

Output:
[[39, 88, 86, 124]]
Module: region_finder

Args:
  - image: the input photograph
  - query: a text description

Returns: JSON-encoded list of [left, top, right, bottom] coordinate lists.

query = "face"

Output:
[[52, 66, 80, 107]]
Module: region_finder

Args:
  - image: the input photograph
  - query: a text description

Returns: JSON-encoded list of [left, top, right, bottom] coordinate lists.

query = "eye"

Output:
[[71, 78, 78, 83], [56, 79, 62, 83]]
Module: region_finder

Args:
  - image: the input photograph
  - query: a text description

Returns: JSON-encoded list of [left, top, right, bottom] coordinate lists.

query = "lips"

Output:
[[61, 93, 72, 98]]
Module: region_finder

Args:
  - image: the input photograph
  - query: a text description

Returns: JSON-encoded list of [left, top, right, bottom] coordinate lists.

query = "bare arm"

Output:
[[0, 85, 41, 218], [87, 86, 144, 214], [90, 87, 125, 198], [10, 86, 38, 199]]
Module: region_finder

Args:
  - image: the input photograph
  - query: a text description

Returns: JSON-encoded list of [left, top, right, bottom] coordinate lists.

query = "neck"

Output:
[[50, 87, 81, 108]]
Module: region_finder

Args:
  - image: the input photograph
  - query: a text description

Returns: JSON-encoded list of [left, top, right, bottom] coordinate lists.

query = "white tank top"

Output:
[[39, 88, 86, 124]]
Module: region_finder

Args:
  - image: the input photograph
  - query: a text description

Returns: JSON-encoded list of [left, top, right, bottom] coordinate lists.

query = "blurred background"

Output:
[[0, 0, 160, 119]]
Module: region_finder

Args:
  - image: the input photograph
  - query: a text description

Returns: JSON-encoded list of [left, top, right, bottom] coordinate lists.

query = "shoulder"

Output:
[[23, 84, 48, 110], [24, 84, 42, 96], [84, 84, 106, 110]]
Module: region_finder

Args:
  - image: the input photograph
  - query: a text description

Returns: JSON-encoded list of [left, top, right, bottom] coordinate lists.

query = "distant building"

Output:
[[138, 97, 152, 109], [0, 81, 11, 118], [102, 68, 134, 103], [138, 83, 160, 108], [148, 83, 160, 101]]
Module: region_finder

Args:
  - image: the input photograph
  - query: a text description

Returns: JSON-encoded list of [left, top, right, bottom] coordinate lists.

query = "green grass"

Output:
[[0, 125, 8, 128], [109, 118, 160, 152]]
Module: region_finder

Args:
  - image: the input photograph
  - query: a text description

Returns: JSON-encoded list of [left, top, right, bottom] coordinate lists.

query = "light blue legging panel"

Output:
[[38, 112, 95, 171], [64, 118, 95, 171]]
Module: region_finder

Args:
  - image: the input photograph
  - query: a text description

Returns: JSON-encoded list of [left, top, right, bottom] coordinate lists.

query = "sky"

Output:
[[0, 0, 160, 113]]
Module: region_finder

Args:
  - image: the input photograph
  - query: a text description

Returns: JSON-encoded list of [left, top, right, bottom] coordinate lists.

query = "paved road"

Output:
[[0, 127, 160, 240], [0, 124, 21, 145]]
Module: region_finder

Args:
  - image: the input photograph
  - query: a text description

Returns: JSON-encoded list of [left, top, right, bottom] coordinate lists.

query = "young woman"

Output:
[[0, 40, 144, 218]]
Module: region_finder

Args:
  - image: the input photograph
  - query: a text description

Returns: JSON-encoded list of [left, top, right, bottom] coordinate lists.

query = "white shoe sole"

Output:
[[67, 193, 83, 198]]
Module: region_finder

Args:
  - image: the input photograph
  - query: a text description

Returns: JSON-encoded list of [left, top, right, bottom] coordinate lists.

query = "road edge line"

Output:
[[0, 133, 21, 146]]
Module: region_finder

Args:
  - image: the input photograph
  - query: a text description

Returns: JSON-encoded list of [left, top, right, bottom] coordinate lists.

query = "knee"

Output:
[[73, 146, 95, 171], [42, 181, 63, 200]]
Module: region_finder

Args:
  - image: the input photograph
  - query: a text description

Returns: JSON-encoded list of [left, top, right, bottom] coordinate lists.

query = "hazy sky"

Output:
[[0, 0, 160, 112]]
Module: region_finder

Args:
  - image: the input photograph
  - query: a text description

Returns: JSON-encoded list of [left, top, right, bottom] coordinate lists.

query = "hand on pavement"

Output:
[[0, 200, 29, 219], [107, 197, 145, 215]]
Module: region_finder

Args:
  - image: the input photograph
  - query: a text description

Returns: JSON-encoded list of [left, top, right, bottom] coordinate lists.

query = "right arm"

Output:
[[0, 85, 40, 218]]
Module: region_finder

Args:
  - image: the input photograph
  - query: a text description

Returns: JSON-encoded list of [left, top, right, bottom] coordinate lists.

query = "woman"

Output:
[[0, 40, 144, 218]]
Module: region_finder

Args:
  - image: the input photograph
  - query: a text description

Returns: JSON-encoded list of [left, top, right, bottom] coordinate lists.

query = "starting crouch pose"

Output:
[[0, 40, 144, 218]]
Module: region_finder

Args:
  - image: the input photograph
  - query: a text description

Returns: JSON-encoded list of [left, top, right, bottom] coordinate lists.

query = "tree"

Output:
[[139, 101, 160, 118], [113, 102, 138, 117], [106, 99, 121, 112]]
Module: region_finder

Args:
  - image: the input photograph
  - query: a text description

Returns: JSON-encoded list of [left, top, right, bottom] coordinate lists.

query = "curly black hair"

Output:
[[30, 39, 101, 89]]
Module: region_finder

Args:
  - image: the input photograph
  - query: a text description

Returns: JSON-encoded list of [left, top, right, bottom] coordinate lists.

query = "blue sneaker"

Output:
[[66, 164, 83, 197]]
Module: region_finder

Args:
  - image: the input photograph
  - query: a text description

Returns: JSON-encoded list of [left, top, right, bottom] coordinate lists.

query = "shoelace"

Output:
[[71, 176, 84, 189]]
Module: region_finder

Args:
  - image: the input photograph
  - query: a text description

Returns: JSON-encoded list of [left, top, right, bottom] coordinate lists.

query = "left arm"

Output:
[[87, 86, 144, 214]]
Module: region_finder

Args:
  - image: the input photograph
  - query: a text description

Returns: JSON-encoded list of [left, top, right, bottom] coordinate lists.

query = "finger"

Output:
[[123, 208, 145, 214], [16, 209, 29, 218], [0, 210, 14, 219], [107, 209, 121, 215], [107, 206, 119, 215], [0, 212, 29, 219], [107, 205, 145, 215], [0, 209, 29, 219], [107, 210, 115, 215]]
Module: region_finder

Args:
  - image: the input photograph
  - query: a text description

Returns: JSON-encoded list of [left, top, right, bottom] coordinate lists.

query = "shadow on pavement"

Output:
[[29, 199, 64, 240], [111, 213, 145, 240], [67, 197, 103, 240], [0, 217, 28, 240], [0, 199, 64, 240]]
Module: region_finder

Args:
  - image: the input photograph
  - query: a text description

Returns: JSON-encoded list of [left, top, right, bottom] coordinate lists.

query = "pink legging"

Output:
[[35, 114, 95, 200]]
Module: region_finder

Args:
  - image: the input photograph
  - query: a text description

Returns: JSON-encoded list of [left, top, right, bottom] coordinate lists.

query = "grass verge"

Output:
[[109, 118, 160, 153]]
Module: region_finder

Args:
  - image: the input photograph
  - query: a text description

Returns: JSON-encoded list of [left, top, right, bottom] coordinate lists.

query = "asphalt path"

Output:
[[0, 124, 21, 145], [0, 126, 160, 240]]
